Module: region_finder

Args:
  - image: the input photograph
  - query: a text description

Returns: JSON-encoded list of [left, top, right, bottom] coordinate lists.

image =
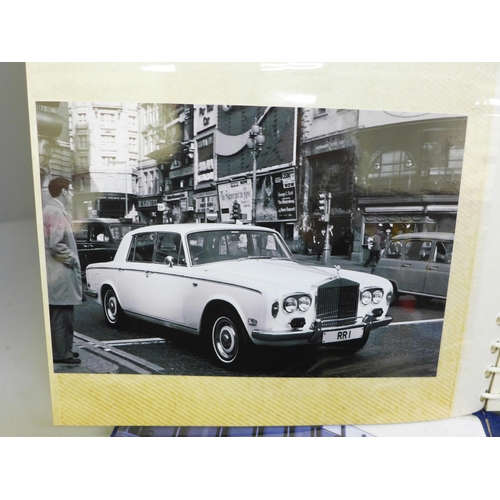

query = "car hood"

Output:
[[197, 258, 390, 293]]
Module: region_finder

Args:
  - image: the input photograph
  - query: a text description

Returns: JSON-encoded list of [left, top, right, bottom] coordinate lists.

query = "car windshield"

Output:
[[109, 224, 140, 241], [188, 229, 293, 266]]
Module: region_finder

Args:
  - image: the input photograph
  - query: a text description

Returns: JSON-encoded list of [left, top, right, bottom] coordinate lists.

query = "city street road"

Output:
[[54, 293, 446, 378]]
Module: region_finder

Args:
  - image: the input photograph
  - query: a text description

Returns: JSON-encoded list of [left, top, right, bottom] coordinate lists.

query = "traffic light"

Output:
[[318, 192, 331, 221], [318, 192, 327, 214]]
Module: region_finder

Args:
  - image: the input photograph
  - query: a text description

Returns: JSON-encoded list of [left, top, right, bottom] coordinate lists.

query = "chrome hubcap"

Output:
[[213, 318, 238, 362]]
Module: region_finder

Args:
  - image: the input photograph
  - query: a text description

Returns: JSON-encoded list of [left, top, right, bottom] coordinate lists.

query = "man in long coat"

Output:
[[43, 177, 83, 364]]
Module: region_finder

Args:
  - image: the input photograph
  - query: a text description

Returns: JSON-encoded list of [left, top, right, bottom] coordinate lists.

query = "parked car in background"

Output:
[[85, 223, 393, 369], [74, 218, 145, 279], [373, 232, 454, 303]]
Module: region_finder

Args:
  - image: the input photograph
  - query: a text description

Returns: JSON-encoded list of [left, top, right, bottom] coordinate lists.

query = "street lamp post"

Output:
[[246, 119, 266, 225]]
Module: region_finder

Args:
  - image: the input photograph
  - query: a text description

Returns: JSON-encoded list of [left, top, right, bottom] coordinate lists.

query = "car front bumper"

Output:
[[251, 315, 392, 346]]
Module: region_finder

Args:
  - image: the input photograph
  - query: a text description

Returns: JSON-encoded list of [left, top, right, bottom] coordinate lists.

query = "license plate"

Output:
[[322, 327, 364, 344]]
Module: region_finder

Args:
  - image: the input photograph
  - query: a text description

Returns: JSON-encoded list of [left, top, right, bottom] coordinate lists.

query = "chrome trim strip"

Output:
[[91, 265, 263, 295]]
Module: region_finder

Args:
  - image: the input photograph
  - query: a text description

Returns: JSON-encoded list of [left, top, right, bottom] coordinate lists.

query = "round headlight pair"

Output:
[[360, 289, 384, 305], [283, 294, 312, 313]]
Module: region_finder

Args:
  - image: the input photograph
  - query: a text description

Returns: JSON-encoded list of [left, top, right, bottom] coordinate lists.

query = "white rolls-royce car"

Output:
[[85, 224, 393, 368]]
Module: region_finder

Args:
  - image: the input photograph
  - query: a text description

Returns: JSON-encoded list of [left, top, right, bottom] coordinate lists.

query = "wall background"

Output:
[[0, 62, 112, 436]]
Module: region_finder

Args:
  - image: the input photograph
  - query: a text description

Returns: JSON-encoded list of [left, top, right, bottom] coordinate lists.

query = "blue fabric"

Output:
[[473, 410, 500, 437]]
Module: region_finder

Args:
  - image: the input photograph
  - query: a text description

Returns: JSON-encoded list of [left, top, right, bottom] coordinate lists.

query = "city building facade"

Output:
[[68, 102, 139, 219], [37, 102, 467, 263], [299, 108, 467, 261], [140, 103, 194, 224]]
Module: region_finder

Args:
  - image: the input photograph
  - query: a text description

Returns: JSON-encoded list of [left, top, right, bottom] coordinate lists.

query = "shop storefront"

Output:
[[355, 202, 458, 262], [351, 115, 467, 262], [300, 134, 357, 256], [137, 195, 162, 224], [163, 191, 193, 224]]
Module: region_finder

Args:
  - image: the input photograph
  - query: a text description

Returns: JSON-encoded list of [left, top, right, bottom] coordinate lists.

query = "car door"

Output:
[[400, 239, 432, 294], [88, 222, 115, 264], [424, 240, 453, 297], [142, 231, 188, 328], [116, 231, 157, 315], [374, 239, 403, 285]]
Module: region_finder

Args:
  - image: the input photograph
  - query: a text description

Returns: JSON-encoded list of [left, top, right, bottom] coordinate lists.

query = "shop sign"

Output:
[[169, 165, 194, 179], [256, 169, 297, 223], [195, 194, 218, 213], [218, 179, 252, 222], [138, 198, 159, 208], [194, 104, 216, 134], [196, 158, 215, 184], [302, 134, 355, 156], [165, 191, 188, 202]]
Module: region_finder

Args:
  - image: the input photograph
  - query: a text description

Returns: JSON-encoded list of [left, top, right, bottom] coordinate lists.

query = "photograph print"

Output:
[[37, 102, 467, 379]]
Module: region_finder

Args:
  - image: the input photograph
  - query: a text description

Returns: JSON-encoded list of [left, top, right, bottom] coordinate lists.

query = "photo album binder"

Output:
[[26, 62, 500, 426]]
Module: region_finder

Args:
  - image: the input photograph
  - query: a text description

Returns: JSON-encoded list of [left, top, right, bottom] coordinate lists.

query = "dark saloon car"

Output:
[[74, 218, 145, 279]]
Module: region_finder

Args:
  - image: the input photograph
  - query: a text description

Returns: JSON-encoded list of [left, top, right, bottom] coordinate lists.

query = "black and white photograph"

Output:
[[37, 102, 467, 379]]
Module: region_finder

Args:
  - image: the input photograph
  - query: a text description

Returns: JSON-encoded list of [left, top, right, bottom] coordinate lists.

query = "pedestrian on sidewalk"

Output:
[[364, 229, 381, 267], [315, 228, 326, 261], [43, 177, 83, 364]]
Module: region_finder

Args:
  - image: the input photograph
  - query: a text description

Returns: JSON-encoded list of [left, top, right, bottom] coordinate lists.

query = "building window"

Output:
[[367, 150, 417, 194], [77, 134, 88, 149], [102, 156, 117, 167], [77, 155, 88, 168], [429, 145, 463, 177], [100, 112, 116, 128], [101, 134, 116, 150]]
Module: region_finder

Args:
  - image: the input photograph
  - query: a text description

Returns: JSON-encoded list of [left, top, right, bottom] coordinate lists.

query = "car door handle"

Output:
[[428, 266, 438, 270], [402, 264, 412, 267]]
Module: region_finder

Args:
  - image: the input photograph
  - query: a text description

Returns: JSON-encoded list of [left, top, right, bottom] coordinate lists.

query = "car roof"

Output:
[[129, 223, 278, 236], [391, 232, 454, 241], [73, 218, 143, 224]]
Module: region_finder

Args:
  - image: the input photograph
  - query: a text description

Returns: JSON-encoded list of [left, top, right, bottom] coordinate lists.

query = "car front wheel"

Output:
[[103, 288, 124, 328], [210, 309, 248, 368]]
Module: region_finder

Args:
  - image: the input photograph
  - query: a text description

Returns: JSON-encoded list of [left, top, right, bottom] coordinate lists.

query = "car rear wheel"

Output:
[[103, 288, 124, 328], [210, 309, 248, 368], [415, 295, 432, 305]]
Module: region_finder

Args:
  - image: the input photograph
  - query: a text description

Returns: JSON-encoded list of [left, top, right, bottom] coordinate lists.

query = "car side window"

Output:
[[404, 240, 432, 262], [90, 224, 109, 242], [73, 222, 89, 241], [385, 240, 403, 259], [127, 233, 156, 263], [154, 232, 186, 266], [434, 241, 453, 264]]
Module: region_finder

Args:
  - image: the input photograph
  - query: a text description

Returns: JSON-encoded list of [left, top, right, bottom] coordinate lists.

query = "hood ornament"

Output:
[[333, 265, 341, 279]]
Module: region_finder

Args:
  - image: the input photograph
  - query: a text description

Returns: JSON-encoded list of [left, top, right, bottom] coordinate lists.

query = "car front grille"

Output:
[[316, 278, 359, 328]]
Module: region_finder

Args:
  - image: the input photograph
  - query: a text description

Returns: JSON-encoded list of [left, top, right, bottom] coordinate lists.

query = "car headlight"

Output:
[[298, 295, 311, 312], [283, 294, 311, 313], [372, 289, 383, 304], [361, 290, 372, 305], [360, 288, 384, 305]]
